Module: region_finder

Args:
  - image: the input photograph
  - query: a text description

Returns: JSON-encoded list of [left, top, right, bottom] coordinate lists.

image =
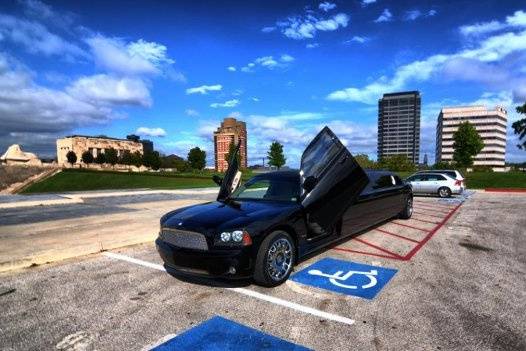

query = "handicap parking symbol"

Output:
[[290, 258, 397, 299]]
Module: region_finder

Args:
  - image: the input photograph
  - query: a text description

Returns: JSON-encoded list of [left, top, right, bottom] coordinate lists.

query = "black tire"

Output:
[[399, 196, 413, 219], [437, 187, 452, 198], [253, 231, 295, 287]]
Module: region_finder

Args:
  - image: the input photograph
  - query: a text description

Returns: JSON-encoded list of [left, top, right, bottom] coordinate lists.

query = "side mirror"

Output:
[[302, 175, 317, 193], [212, 175, 223, 186]]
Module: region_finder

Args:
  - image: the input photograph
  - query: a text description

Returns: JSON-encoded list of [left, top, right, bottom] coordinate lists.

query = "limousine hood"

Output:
[[161, 200, 298, 233]]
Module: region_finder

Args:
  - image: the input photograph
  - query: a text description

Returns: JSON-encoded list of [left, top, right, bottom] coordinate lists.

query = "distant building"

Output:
[[213, 117, 247, 171], [1, 144, 42, 166], [377, 91, 421, 164], [56, 135, 150, 165], [436, 105, 507, 171]]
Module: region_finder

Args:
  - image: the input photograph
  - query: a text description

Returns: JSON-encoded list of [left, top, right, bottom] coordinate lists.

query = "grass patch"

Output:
[[21, 169, 218, 193], [464, 171, 526, 189]]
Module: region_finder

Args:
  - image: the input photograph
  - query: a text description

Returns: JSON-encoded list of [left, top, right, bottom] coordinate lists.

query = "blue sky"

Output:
[[1, 0, 525, 167]]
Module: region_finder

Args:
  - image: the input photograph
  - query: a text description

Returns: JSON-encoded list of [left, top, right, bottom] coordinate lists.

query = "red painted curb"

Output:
[[485, 188, 526, 193]]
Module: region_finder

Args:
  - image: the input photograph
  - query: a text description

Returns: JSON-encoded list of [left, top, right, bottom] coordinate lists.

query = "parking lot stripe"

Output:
[[374, 228, 421, 244], [332, 247, 400, 260], [413, 201, 455, 209], [391, 221, 432, 232], [102, 252, 356, 326], [412, 210, 448, 219], [352, 238, 404, 259], [403, 203, 462, 260], [415, 206, 451, 213], [410, 217, 440, 224]]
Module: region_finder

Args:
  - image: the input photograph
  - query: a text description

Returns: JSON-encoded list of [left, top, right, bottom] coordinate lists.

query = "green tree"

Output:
[[378, 155, 416, 172], [433, 161, 451, 170], [81, 151, 94, 167], [188, 147, 206, 170], [267, 141, 286, 169], [354, 154, 378, 169], [142, 151, 161, 170], [131, 151, 143, 167], [224, 142, 241, 166], [66, 151, 77, 165], [512, 102, 526, 149], [120, 151, 133, 167], [453, 121, 484, 168], [105, 148, 119, 167], [95, 152, 106, 165]]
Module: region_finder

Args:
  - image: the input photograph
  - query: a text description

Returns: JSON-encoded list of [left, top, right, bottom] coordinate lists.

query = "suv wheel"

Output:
[[438, 187, 452, 198], [254, 231, 295, 287]]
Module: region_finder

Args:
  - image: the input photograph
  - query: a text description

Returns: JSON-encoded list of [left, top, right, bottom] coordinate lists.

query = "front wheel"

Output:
[[438, 187, 452, 198], [254, 231, 295, 287], [399, 196, 413, 219]]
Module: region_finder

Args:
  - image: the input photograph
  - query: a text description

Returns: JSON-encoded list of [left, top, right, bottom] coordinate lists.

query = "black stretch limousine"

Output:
[[156, 127, 413, 286]]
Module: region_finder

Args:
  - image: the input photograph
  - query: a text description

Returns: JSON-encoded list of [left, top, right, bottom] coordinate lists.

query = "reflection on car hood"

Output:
[[162, 200, 297, 232]]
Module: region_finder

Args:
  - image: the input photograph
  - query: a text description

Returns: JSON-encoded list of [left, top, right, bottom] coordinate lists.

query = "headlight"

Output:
[[231, 230, 243, 242], [220, 232, 231, 242]]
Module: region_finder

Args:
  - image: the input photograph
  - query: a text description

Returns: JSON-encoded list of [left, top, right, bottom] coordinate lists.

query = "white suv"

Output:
[[406, 172, 464, 198]]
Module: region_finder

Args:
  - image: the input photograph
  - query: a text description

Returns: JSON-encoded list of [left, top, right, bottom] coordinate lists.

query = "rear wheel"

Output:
[[399, 196, 413, 219], [254, 231, 295, 287], [438, 187, 452, 198]]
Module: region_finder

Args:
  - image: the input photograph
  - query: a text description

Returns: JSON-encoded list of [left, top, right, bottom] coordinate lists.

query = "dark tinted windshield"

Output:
[[230, 175, 300, 202]]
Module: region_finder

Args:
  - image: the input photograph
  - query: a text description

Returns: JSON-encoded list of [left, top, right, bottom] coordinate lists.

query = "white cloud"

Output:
[[345, 36, 370, 44], [185, 109, 199, 116], [261, 26, 276, 33], [460, 10, 526, 36], [86, 35, 175, 76], [404, 10, 422, 21], [0, 13, 87, 59], [67, 74, 152, 107], [135, 127, 166, 137], [403, 9, 438, 21], [240, 54, 295, 72], [306, 43, 320, 49], [227, 66, 236, 72], [361, 0, 376, 6], [319, 2, 337, 12], [252, 97, 260, 102], [0, 53, 131, 155], [210, 99, 239, 108], [280, 54, 295, 62], [327, 24, 526, 104], [374, 9, 393, 23], [185, 84, 222, 95], [278, 13, 349, 40]]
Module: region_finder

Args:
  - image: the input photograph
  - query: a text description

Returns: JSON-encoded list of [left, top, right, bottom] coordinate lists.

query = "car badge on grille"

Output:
[[178, 222, 183, 226]]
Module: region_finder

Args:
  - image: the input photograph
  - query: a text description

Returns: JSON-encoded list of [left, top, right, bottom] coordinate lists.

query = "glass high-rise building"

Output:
[[377, 91, 421, 164]]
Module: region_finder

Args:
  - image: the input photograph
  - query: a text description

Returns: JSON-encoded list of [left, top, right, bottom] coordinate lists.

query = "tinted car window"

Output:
[[373, 175, 394, 189], [301, 131, 340, 179], [426, 174, 446, 181], [231, 176, 300, 202], [407, 175, 423, 182]]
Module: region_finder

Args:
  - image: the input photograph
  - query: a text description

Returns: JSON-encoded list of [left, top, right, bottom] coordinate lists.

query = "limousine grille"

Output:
[[161, 228, 208, 251]]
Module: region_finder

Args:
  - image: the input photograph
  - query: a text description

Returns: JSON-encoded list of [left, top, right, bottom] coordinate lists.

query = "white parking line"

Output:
[[103, 251, 355, 326]]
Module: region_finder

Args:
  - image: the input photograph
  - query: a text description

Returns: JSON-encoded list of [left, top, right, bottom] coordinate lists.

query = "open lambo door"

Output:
[[216, 141, 243, 201], [300, 126, 369, 238]]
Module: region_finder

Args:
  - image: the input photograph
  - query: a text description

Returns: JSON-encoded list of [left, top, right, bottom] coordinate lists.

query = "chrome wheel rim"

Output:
[[407, 198, 413, 216], [439, 188, 448, 197], [266, 238, 293, 281]]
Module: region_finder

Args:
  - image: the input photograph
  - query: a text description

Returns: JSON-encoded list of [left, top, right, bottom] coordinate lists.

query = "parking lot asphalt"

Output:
[[1, 191, 525, 350]]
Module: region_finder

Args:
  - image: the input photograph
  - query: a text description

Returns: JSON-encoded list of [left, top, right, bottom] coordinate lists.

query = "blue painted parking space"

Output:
[[151, 316, 311, 351], [290, 257, 397, 299]]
